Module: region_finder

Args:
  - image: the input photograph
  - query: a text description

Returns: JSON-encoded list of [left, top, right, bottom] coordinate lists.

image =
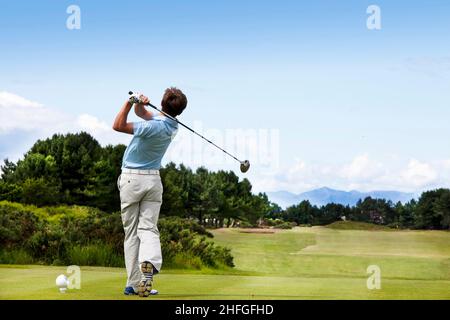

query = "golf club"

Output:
[[128, 91, 251, 173]]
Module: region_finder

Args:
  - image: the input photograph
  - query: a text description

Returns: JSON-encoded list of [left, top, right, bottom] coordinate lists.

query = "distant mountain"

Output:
[[267, 187, 416, 208]]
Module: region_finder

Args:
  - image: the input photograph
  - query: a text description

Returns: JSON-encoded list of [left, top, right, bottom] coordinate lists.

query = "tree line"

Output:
[[1, 132, 448, 230], [0, 132, 275, 226], [270, 189, 450, 230]]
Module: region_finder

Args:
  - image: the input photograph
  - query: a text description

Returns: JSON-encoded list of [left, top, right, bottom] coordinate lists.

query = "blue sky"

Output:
[[1, 0, 449, 194]]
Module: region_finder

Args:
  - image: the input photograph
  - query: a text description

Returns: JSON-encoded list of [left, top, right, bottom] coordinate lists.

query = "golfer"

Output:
[[113, 88, 187, 297]]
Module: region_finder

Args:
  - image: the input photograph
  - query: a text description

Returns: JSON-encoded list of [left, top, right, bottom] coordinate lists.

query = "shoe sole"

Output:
[[138, 262, 154, 298], [141, 261, 153, 273], [138, 279, 152, 297]]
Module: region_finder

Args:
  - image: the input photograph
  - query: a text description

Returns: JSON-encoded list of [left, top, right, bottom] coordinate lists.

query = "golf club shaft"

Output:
[[129, 92, 243, 164]]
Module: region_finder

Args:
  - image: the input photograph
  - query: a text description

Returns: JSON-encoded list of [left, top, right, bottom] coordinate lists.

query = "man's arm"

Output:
[[134, 103, 153, 121], [112, 100, 134, 134]]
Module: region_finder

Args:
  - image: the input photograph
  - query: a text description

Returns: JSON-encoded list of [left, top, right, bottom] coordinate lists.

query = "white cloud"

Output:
[[400, 159, 438, 188], [0, 92, 131, 156], [340, 154, 384, 180], [251, 159, 335, 194], [76, 114, 110, 132], [252, 154, 449, 194], [442, 159, 450, 170], [74, 113, 125, 146], [288, 159, 306, 174], [0, 91, 72, 133], [0, 91, 43, 108]]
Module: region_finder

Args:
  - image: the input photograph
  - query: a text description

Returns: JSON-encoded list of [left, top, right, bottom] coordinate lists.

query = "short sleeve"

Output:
[[133, 121, 157, 138]]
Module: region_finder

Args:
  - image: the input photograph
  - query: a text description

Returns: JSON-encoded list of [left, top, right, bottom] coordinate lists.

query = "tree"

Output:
[[0, 159, 17, 181], [351, 197, 395, 225], [0, 132, 124, 211], [266, 202, 283, 220], [414, 189, 450, 229], [160, 162, 189, 217], [20, 178, 61, 206], [283, 200, 317, 225], [397, 200, 416, 228], [434, 191, 450, 229], [314, 203, 348, 225]]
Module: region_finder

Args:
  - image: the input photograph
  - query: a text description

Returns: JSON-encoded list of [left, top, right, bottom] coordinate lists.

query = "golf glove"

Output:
[[129, 92, 142, 105]]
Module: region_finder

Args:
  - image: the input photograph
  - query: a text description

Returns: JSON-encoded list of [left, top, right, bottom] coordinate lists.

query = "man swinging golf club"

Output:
[[113, 87, 187, 297]]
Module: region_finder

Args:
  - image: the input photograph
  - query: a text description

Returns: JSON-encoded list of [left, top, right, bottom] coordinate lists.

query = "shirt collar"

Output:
[[156, 113, 178, 127]]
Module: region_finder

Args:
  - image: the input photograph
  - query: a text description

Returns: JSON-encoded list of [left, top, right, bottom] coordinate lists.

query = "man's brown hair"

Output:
[[161, 87, 187, 117]]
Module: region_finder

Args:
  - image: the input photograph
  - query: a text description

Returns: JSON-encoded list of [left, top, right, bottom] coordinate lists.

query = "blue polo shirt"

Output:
[[122, 114, 178, 170]]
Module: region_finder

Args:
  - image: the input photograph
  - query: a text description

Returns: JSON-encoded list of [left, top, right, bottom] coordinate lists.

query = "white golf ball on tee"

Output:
[[56, 274, 68, 293]]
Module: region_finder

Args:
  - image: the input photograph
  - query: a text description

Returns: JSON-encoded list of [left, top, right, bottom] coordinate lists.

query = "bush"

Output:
[[25, 227, 69, 264], [0, 249, 34, 264], [66, 244, 124, 267], [277, 222, 293, 229], [237, 220, 254, 228], [0, 203, 42, 248], [0, 201, 234, 269], [165, 252, 204, 270], [159, 217, 234, 268], [159, 217, 213, 238], [265, 218, 293, 229]]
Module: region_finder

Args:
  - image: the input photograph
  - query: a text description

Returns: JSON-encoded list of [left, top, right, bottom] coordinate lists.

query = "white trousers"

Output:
[[118, 171, 163, 289]]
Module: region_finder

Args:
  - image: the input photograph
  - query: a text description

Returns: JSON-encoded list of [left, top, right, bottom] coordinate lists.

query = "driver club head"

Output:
[[240, 160, 250, 173]]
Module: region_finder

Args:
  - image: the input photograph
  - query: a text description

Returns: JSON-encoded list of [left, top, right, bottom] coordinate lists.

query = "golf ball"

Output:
[[55, 274, 68, 292]]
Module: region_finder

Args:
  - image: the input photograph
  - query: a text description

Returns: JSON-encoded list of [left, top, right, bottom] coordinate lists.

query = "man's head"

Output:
[[161, 87, 187, 117]]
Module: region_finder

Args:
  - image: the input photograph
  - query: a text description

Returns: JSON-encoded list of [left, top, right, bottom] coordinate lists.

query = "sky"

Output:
[[0, 0, 449, 194]]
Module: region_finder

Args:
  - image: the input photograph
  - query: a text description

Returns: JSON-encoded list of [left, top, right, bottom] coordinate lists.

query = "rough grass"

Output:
[[1, 227, 449, 300], [66, 245, 124, 267], [0, 249, 35, 265]]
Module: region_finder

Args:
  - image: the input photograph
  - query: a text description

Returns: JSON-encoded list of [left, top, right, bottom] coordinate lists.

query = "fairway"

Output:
[[1, 227, 449, 300]]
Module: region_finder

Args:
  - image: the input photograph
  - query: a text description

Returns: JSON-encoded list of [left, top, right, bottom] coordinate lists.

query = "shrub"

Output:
[[165, 252, 204, 270], [237, 220, 254, 228], [277, 221, 293, 229], [66, 244, 124, 267], [159, 217, 234, 268], [25, 227, 69, 264], [0, 203, 42, 248], [159, 217, 213, 238], [0, 201, 234, 269], [265, 218, 293, 229], [0, 249, 34, 264]]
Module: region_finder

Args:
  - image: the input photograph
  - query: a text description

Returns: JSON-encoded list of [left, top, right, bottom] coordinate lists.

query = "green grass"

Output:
[[1, 226, 449, 300], [326, 221, 392, 231]]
